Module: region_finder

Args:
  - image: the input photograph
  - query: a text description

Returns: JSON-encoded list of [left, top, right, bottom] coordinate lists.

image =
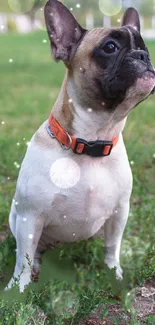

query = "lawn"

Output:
[[0, 32, 155, 324]]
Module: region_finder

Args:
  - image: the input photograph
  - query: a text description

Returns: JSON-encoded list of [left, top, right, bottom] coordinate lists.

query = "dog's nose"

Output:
[[131, 50, 150, 63]]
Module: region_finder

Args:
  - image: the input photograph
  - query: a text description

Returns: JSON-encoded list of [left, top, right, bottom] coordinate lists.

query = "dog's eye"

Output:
[[103, 42, 118, 54]]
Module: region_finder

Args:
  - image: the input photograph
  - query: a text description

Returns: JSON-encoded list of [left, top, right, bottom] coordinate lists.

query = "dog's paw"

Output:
[[116, 266, 123, 281], [104, 258, 123, 280], [5, 274, 31, 293], [5, 277, 18, 291]]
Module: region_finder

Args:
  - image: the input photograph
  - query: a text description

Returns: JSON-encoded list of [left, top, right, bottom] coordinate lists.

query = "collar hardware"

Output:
[[74, 138, 113, 157], [46, 124, 56, 138], [60, 131, 72, 150], [47, 114, 119, 158]]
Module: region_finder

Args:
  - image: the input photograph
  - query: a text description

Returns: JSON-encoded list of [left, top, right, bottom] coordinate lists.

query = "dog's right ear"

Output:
[[44, 0, 86, 63], [121, 7, 140, 32]]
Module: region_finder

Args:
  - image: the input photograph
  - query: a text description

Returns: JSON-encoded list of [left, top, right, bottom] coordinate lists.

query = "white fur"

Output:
[[6, 72, 155, 292]]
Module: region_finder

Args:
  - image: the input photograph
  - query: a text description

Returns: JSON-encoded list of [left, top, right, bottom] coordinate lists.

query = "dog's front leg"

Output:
[[6, 214, 44, 293], [104, 201, 130, 280]]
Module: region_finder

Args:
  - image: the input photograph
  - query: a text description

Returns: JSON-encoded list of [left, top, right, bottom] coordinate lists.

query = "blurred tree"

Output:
[[133, 0, 154, 17], [62, 0, 103, 28], [28, 0, 98, 26], [28, 0, 45, 27], [1, 0, 154, 30], [122, 0, 133, 8], [63, 0, 97, 11]]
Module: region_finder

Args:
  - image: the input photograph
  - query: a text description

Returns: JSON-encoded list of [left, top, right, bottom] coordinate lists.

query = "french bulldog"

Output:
[[6, 0, 155, 292]]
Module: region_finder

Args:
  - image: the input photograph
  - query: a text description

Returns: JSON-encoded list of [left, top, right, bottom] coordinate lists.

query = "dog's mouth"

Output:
[[140, 68, 155, 78], [96, 64, 155, 110], [137, 69, 155, 95], [107, 68, 155, 97]]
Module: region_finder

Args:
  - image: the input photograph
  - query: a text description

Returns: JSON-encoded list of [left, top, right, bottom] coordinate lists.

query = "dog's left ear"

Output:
[[44, 0, 86, 63], [121, 7, 140, 32]]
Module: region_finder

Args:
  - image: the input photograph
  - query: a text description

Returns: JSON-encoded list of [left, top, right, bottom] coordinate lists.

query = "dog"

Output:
[[6, 0, 155, 292]]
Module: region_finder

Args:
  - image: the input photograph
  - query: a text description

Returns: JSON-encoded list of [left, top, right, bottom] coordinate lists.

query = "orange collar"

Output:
[[47, 114, 119, 157]]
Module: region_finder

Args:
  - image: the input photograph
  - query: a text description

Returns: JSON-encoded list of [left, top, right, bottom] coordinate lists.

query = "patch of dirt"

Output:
[[79, 278, 155, 325], [0, 224, 10, 242], [133, 278, 155, 318], [78, 304, 131, 325]]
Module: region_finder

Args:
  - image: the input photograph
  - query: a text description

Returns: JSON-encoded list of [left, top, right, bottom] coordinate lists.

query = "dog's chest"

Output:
[[39, 155, 126, 242], [17, 138, 132, 243]]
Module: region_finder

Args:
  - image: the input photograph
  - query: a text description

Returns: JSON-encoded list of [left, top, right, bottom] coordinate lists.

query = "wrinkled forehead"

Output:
[[79, 28, 111, 51], [77, 26, 146, 56], [107, 26, 146, 50]]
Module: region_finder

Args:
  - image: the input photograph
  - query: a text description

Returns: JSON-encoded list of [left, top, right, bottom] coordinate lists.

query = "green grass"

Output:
[[0, 32, 155, 324]]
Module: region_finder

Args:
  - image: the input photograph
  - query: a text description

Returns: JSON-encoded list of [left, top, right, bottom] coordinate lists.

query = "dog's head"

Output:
[[44, 0, 155, 114]]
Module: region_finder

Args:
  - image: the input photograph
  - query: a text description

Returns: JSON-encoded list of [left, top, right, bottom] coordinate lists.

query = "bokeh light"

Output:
[[34, 7, 46, 31], [99, 0, 122, 16], [8, 0, 35, 14], [50, 158, 81, 189]]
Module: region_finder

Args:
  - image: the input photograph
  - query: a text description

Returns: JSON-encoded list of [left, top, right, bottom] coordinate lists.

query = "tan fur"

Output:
[[6, 18, 155, 292], [52, 29, 111, 134]]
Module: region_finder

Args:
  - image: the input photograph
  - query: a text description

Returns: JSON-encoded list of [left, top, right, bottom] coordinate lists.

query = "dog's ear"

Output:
[[121, 7, 140, 32], [44, 0, 86, 63]]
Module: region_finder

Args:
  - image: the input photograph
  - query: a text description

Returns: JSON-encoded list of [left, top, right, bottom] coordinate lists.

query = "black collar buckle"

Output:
[[74, 138, 113, 157]]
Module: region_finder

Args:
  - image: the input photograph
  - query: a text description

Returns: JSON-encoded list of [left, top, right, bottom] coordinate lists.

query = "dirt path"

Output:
[[79, 278, 155, 324]]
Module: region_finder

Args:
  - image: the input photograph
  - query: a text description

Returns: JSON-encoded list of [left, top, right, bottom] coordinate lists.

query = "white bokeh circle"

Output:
[[34, 7, 46, 31], [8, 0, 35, 14], [50, 158, 81, 189], [99, 0, 122, 16]]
